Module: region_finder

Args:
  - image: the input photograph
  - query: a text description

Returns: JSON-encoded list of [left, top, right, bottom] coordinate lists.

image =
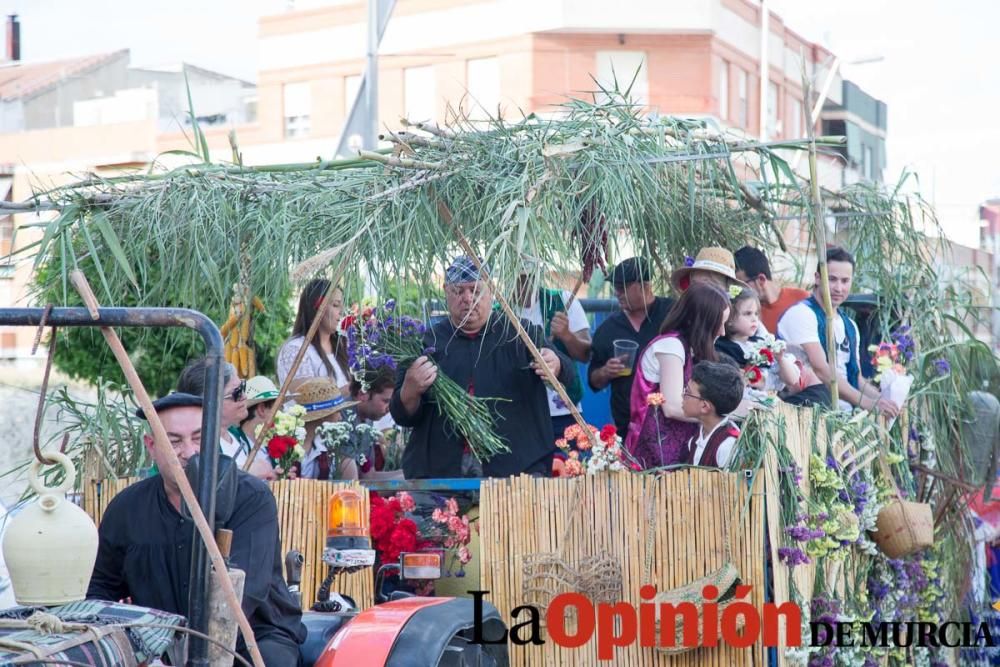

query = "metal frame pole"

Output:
[[0, 307, 223, 665]]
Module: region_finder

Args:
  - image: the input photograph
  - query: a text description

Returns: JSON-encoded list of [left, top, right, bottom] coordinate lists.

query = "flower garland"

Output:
[[555, 423, 635, 476], [256, 405, 307, 480]]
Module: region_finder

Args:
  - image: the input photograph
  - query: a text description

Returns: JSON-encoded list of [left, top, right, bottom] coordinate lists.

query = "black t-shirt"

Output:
[[389, 313, 575, 479], [87, 472, 306, 647], [587, 296, 675, 436]]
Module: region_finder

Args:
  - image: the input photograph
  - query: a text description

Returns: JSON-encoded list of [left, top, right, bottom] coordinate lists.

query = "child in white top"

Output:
[[717, 288, 799, 394]]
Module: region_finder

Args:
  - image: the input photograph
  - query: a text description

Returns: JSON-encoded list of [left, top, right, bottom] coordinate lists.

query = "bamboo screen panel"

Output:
[[479, 470, 767, 666], [84, 478, 374, 610]]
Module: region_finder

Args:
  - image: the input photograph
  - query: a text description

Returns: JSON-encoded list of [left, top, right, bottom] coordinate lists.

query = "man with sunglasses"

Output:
[[177, 358, 251, 465]]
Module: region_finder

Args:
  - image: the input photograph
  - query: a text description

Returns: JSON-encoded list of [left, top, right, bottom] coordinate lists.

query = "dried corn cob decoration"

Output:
[[221, 283, 265, 378]]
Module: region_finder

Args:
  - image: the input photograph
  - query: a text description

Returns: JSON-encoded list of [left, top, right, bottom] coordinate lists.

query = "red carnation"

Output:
[[340, 314, 357, 332], [746, 366, 764, 385], [387, 498, 402, 515], [370, 505, 395, 542], [600, 425, 617, 444], [266, 435, 295, 460], [762, 348, 775, 364]]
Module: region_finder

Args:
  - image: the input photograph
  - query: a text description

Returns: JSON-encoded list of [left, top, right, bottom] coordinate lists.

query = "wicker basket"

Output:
[[871, 498, 933, 559], [652, 562, 743, 655]]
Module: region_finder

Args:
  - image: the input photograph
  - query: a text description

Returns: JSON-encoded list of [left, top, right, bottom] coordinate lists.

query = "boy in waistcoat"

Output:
[[681, 361, 745, 468]]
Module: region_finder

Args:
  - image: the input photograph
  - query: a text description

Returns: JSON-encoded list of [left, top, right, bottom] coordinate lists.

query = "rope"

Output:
[[31, 326, 58, 465], [0, 615, 252, 667]]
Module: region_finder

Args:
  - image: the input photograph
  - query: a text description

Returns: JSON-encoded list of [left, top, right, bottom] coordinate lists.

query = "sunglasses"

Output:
[[227, 380, 247, 402]]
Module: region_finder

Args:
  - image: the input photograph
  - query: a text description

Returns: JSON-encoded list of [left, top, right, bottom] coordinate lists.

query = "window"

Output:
[[283, 82, 311, 138], [736, 68, 748, 128], [596, 51, 648, 107], [466, 57, 500, 118], [766, 81, 779, 139], [344, 74, 362, 117], [863, 145, 874, 181], [787, 94, 802, 138], [718, 60, 729, 121], [0, 215, 11, 257], [404, 66, 437, 123]]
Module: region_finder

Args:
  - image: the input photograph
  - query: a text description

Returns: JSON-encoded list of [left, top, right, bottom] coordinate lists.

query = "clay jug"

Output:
[[2, 452, 99, 605]]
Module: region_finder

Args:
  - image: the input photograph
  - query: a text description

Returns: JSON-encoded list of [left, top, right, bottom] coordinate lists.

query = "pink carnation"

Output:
[[432, 508, 446, 523], [445, 498, 459, 515], [458, 546, 472, 564], [398, 492, 416, 513]]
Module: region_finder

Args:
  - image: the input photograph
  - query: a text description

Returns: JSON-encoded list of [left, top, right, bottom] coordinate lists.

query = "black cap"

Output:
[[136, 392, 203, 421], [609, 257, 652, 287]]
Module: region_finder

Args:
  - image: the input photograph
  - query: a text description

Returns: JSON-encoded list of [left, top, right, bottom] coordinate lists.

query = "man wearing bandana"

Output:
[[389, 256, 576, 478]]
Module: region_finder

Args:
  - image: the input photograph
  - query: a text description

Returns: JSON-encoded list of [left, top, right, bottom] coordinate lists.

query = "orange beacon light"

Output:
[[324, 489, 376, 568]]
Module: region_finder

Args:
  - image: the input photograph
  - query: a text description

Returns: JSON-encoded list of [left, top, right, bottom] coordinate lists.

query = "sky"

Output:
[[1, 0, 997, 247]]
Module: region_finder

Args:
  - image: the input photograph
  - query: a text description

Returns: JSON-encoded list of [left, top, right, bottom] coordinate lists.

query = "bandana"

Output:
[[445, 256, 489, 285]]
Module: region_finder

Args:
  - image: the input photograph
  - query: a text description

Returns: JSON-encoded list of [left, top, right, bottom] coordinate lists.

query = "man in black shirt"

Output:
[[588, 257, 675, 436], [389, 256, 575, 478], [87, 392, 306, 665]]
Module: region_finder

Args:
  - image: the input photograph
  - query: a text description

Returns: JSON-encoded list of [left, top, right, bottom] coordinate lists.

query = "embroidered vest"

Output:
[[685, 421, 741, 467], [803, 296, 859, 389], [624, 332, 698, 470]]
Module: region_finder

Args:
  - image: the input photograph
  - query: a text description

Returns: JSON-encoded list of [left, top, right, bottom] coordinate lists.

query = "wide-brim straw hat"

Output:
[[670, 247, 749, 292], [296, 377, 358, 422], [245, 375, 297, 407]]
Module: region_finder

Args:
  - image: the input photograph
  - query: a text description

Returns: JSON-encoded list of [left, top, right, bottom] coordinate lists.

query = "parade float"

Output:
[[2, 84, 998, 666]]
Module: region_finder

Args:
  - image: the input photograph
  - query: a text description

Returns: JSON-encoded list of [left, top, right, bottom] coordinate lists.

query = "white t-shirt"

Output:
[[777, 302, 859, 411], [687, 419, 737, 468], [220, 436, 248, 466], [518, 291, 589, 416], [277, 336, 350, 390], [640, 337, 686, 383]]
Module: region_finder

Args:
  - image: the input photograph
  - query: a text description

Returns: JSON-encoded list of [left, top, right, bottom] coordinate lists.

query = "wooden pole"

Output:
[[243, 245, 356, 471], [801, 68, 840, 406], [436, 199, 597, 446], [69, 270, 265, 667]]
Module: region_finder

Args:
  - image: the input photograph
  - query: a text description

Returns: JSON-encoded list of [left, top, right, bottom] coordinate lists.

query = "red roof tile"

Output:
[[0, 49, 129, 101]]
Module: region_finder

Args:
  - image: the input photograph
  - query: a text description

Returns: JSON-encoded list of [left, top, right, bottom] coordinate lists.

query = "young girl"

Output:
[[277, 279, 351, 397], [715, 288, 800, 394], [625, 282, 731, 469]]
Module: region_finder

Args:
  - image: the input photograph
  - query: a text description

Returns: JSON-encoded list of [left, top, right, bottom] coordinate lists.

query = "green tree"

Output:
[[35, 261, 294, 397]]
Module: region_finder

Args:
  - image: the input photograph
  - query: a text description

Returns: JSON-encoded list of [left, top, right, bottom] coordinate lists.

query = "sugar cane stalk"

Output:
[[802, 69, 840, 406]]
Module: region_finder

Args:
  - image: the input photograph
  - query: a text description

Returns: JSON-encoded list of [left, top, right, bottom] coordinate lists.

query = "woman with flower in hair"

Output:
[[277, 278, 351, 397], [624, 282, 731, 469]]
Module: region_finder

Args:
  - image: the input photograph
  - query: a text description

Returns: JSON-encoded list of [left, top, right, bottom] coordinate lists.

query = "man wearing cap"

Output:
[[390, 256, 575, 478], [588, 257, 675, 437], [87, 392, 306, 665]]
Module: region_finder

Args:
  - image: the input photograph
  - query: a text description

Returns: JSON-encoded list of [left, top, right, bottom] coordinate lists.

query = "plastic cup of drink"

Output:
[[612, 339, 639, 377]]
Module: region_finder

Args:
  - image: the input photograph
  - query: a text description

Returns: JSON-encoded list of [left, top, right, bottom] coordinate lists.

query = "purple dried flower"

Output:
[[778, 546, 810, 567], [933, 358, 951, 376], [384, 299, 396, 312], [683, 255, 695, 267], [422, 346, 436, 356]]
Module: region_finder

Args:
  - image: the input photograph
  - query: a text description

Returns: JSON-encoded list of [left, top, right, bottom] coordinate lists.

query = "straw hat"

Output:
[[670, 247, 749, 292], [245, 376, 296, 407], [296, 377, 358, 423]]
